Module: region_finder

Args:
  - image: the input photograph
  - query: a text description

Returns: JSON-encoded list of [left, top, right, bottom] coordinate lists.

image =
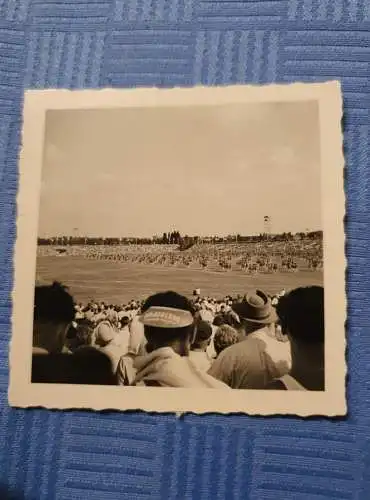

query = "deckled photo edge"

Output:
[[9, 82, 346, 416]]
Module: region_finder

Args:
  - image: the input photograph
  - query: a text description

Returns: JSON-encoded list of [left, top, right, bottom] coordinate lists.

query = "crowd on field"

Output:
[[37, 240, 323, 274]]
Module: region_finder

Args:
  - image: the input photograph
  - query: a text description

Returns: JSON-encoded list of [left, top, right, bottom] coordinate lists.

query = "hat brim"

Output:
[[239, 314, 277, 325], [139, 306, 194, 328], [232, 304, 278, 325]]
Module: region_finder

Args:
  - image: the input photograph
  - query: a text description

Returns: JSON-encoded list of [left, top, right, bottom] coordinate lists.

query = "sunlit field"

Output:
[[36, 255, 323, 304]]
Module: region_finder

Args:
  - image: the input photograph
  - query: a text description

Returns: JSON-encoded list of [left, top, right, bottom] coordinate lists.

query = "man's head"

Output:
[[120, 315, 130, 328], [95, 321, 115, 347], [106, 309, 119, 326], [213, 324, 239, 356], [33, 281, 75, 353], [276, 286, 324, 346], [232, 289, 277, 335], [191, 320, 213, 351], [140, 291, 195, 356]]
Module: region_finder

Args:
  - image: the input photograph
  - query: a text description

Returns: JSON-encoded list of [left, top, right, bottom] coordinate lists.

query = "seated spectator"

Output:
[[116, 291, 229, 388], [213, 315, 224, 327], [90, 317, 117, 346], [94, 323, 128, 374], [33, 347, 116, 385], [213, 324, 239, 357], [208, 290, 291, 389], [84, 307, 95, 322], [31, 281, 115, 385], [189, 320, 213, 372], [111, 315, 130, 352], [128, 314, 147, 355], [65, 319, 95, 352], [64, 323, 80, 352], [106, 308, 119, 326], [32, 281, 75, 355], [266, 286, 324, 390]]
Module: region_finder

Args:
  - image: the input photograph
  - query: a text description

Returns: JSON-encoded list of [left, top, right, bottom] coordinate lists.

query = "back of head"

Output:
[[106, 309, 119, 325], [34, 281, 75, 325], [232, 289, 277, 335], [120, 315, 130, 328], [191, 320, 213, 350], [94, 320, 115, 347], [213, 315, 224, 327], [197, 308, 214, 324], [140, 291, 195, 352], [33, 282, 76, 353], [75, 319, 95, 346], [276, 286, 324, 344], [214, 324, 239, 356], [32, 347, 116, 384], [72, 347, 116, 384]]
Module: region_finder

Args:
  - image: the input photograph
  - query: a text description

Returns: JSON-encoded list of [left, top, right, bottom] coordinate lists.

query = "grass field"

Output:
[[36, 255, 323, 304]]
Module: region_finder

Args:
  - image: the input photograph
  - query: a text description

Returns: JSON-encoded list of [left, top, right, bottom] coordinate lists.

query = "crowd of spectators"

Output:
[[38, 239, 323, 274], [32, 282, 324, 391]]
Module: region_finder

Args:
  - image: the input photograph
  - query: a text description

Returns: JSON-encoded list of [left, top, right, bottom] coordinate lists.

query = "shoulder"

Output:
[[116, 353, 136, 385], [95, 321, 113, 335]]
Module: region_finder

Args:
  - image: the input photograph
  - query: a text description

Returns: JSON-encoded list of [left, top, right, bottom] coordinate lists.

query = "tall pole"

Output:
[[264, 216, 271, 238]]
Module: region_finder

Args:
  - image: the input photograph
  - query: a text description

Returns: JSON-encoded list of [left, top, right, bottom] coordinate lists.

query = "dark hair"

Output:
[[72, 347, 116, 384], [32, 348, 115, 385], [141, 291, 195, 347], [214, 325, 239, 356], [141, 291, 195, 315], [120, 316, 130, 326], [192, 320, 212, 349], [276, 286, 324, 344], [213, 315, 224, 327], [34, 281, 75, 324], [76, 319, 95, 345]]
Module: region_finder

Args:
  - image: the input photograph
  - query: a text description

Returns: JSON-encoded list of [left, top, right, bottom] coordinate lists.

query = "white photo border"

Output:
[[9, 82, 346, 416]]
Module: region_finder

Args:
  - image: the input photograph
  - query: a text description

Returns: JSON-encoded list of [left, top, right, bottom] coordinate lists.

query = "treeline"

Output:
[[38, 230, 322, 247], [160, 231, 181, 244], [237, 231, 323, 243]]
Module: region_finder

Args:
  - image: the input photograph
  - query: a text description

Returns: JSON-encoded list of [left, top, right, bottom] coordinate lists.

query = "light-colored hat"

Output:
[[95, 322, 115, 345], [139, 306, 194, 328], [198, 309, 214, 324], [232, 290, 277, 324]]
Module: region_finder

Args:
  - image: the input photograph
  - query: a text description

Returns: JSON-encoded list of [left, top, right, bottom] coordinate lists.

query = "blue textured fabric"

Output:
[[0, 1, 368, 499]]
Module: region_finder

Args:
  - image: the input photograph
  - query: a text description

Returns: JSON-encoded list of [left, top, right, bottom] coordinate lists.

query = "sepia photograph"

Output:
[[10, 83, 346, 415]]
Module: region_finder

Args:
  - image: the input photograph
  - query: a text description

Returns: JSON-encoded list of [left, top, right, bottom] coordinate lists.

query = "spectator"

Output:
[[32, 281, 115, 385], [189, 320, 213, 372], [208, 290, 291, 389], [91, 324, 126, 373], [213, 324, 239, 357], [90, 317, 118, 346], [65, 319, 95, 352], [128, 314, 147, 355], [266, 286, 324, 390], [112, 315, 130, 352], [32, 281, 75, 355], [116, 291, 229, 388]]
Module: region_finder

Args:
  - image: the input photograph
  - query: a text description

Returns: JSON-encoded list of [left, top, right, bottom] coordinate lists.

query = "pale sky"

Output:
[[38, 101, 321, 238]]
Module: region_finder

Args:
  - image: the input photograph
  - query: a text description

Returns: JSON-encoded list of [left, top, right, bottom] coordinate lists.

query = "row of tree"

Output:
[[38, 231, 322, 247]]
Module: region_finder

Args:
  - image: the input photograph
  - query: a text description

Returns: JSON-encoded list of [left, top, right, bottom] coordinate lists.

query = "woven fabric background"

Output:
[[0, 1, 368, 499]]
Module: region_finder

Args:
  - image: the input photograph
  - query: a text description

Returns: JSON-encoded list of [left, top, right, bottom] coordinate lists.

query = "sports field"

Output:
[[36, 255, 323, 304]]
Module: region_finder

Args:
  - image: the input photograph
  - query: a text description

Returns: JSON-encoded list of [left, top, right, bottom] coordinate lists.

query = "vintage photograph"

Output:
[[10, 83, 345, 415]]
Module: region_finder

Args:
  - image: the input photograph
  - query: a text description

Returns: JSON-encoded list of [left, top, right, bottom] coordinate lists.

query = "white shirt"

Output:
[[189, 351, 212, 372]]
